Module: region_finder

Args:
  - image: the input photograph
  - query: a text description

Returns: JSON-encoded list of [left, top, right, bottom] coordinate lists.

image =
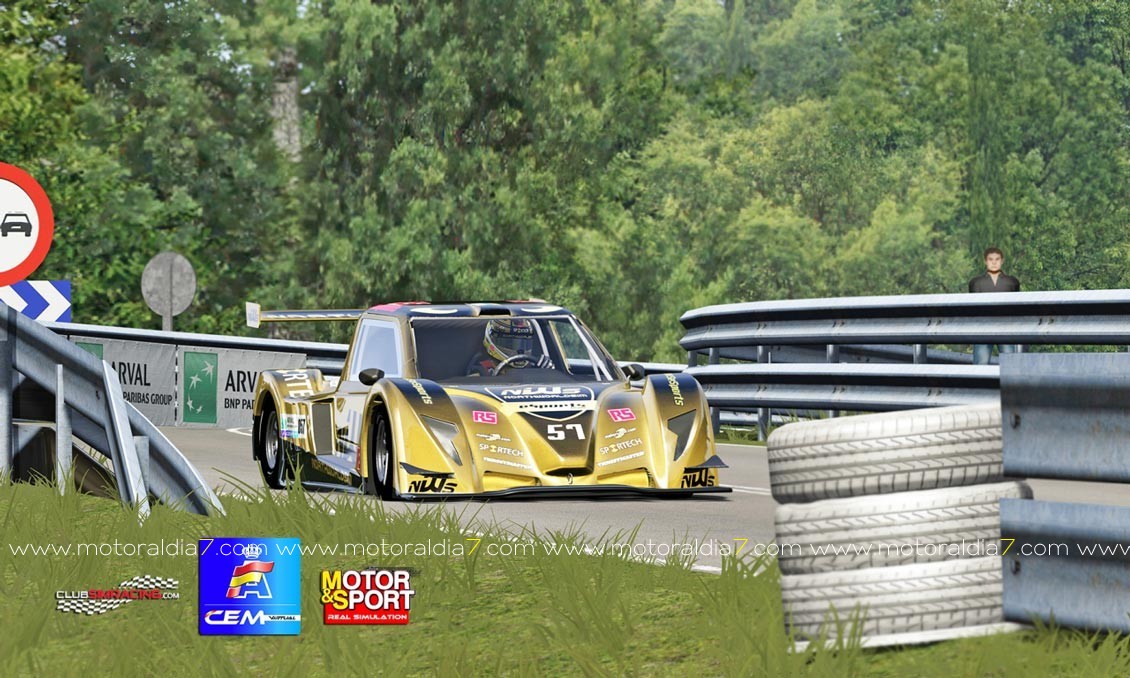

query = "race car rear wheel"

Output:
[[258, 402, 286, 489], [366, 410, 397, 500]]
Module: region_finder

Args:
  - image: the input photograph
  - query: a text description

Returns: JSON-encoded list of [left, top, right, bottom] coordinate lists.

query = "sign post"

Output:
[[141, 251, 196, 331]]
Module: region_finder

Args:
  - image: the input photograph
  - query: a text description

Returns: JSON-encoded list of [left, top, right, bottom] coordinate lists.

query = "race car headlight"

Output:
[[667, 410, 697, 461], [421, 416, 463, 466]]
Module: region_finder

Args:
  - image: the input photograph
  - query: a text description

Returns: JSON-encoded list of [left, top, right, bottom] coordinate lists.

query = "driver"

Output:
[[466, 318, 554, 377]]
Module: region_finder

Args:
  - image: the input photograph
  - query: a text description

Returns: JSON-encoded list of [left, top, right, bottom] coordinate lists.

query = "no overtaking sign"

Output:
[[0, 162, 54, 286]]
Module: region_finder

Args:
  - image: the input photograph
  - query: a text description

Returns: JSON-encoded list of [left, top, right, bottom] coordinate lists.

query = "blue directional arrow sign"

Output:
[[0, 280, 71, 322]]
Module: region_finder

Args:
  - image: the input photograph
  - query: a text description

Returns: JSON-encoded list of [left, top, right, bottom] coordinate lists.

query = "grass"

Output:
[[716, 426, 766, 446], [1, 479, 1128, 677]]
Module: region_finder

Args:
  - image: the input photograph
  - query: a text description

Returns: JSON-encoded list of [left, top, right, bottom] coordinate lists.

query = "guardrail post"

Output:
[[913, 344, 927, 364], [826, 344, 840, 419], [687, 350, 698, 368], [708, 348, 721, 434], [100, 361, 150, 518], [757, 346, 770, 441], [0, 305, 12, 479], [134, 436, 150, 490], [55, 364, 71, 494]]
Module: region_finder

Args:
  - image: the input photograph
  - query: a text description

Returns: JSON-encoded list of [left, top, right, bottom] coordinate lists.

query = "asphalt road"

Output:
[[161, 427, 1130, 570]]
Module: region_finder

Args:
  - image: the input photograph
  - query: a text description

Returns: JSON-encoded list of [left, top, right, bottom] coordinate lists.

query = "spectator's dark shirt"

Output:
[[968, 272, 1020, 293]]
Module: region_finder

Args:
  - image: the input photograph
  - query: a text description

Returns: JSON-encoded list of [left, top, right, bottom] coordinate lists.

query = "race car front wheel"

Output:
[[258, 403, 286, 489], [366, 411, 397, 500]]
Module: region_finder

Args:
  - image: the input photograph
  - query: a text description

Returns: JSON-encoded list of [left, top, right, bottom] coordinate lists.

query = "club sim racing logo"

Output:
[[183, 350, 218, 424], [199, 538, 300, 635], [56, 575, 179, 615], [321, 568, 415, 625]]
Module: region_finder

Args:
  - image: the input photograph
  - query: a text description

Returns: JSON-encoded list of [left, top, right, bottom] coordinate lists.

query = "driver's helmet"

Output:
[[484, 318, 537, 364]]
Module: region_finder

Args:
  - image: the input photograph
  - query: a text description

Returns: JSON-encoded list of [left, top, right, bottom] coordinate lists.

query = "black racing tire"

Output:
[[781, 557, 1005, 641], [258, 402, 286, 490], [767, 404, 1004, 503], [365, 410, 397, 500]]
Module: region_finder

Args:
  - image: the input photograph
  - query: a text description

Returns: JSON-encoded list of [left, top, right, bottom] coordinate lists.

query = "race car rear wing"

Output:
[[245, 302, 365, 328]]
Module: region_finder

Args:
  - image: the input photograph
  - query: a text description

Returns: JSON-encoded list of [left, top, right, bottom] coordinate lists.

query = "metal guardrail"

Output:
[[708, 344, 973, 365], [1003, 497, 1125, 637], [45, 323, 686, 380], [681, 290, 1130, 346], [996, 352, 1130, 633], [1001, 498, 1130, 634], [2, 304, 222, 516], [688, 364, 1000, 412], [680, 290, 1130, 437], [42, 322, 704, 427], [47, 321, 349, 375], [1000, 353, 1130, 483]]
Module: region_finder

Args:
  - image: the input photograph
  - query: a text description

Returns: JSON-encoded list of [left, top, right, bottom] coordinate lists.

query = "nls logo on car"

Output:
[[199, 538, 301, 635]]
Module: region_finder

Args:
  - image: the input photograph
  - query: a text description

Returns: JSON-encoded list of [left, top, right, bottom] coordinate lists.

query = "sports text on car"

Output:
[[247, 301, 729, 499]]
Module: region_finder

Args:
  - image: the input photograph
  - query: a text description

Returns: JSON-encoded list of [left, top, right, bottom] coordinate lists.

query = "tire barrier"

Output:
[[767, 403, 1004, 503], [775, 482, 1030, 575], [770, 403, 1032, 646]]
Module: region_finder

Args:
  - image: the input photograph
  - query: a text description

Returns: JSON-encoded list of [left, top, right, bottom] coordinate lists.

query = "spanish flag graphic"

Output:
[[226, 561, 274, 598]]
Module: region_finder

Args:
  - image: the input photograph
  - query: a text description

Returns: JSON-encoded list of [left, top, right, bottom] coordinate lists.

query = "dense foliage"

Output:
[[3, 0, 1128, 359]]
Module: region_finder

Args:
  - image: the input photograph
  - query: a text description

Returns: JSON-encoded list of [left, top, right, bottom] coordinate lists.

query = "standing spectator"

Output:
[[969, 247, 1021, 365]]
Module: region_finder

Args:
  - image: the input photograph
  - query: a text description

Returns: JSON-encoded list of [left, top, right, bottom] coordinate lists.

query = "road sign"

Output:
[[0, 162, 55, 286], [141, 251, 196, 331], [0, 280, 71, 322]]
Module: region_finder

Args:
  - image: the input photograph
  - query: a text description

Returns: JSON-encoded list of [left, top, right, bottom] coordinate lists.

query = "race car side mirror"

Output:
[[622, 363, 646, 380], [358, 368, 385, 386]]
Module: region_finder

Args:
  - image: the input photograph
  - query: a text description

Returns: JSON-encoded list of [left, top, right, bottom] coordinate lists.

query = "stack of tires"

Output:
[[768, 403, 1030, 645]]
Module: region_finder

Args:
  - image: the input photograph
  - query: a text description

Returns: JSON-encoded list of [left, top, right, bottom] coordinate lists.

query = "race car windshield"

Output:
[[411, 316, 623, 384]]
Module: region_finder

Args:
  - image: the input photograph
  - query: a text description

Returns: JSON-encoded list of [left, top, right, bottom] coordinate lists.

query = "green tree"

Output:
[[61, 0, 290, 332]]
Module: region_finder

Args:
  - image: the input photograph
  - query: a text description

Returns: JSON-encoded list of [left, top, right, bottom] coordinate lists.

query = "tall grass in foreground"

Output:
[[0, 478, 1126, 676]]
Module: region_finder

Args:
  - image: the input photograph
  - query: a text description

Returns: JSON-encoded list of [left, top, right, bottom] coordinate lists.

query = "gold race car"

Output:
[[247, 301, 728, 499]]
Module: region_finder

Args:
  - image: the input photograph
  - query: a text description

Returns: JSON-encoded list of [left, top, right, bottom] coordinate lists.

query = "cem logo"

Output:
[[226, 558, 274, 599], [203, 609, 270, 626], [199, 538, 300, 636]]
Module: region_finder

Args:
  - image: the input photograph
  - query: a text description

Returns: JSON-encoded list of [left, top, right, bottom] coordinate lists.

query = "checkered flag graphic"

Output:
[[56, 575, 179, 616]]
